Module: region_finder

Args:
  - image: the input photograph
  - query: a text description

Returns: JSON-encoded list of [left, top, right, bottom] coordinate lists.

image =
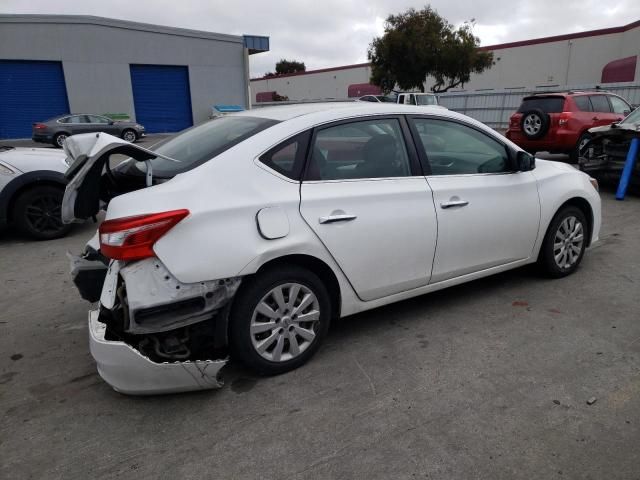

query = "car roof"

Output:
[[525, 91, 612, 100], [233, 102, 445, 122]]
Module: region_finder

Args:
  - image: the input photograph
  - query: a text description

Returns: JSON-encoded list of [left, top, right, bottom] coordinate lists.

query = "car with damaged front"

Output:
[[62, 103, 601, 395], [579, 106, 640, 188]]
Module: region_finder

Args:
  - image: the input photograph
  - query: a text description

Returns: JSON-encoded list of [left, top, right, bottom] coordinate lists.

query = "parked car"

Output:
[[506, 91, 633, 161], [579, 106, 640, 188], [396, 92, 439, 106], [62, 103, 601, 395], [32, 114, 145, 148], [357, 95, 396, 103], [0, 145, 70, 239]]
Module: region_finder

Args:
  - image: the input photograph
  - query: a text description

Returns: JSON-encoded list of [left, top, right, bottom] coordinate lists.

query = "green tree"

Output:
[[368, 6, 494, 93], [275, 59, 306, 75]]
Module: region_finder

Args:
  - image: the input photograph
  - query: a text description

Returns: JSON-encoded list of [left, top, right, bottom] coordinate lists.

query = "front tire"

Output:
[[229, 265, 332, 375], [538, 206, 587, 278], [14, 186, 71, 240], [570, 132, 592, 163], [121, 129, 137, 143]]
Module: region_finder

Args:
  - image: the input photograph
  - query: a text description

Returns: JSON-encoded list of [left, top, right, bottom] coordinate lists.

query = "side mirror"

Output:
[[109, 120, 115, 125], [517, 150, 535, 172]]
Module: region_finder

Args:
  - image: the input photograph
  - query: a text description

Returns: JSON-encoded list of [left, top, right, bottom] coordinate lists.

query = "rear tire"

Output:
[[538, 206, 587, 278], [520, 108, 550, 140], [229, 265, 332, 375], [53, 133, 68, 148], [14, 186, 71, 240]]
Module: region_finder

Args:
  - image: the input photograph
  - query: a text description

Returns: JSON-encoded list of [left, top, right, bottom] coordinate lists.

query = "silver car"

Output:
[[32, 114, 145, 148], [0, 145, 70, 239]]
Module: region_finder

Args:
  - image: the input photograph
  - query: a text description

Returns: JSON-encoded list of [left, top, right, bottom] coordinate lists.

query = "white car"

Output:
[[62, 103, 601, 395], [0, 145, 71, 239]]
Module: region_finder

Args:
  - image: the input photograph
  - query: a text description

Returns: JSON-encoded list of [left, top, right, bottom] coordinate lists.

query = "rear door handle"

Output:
[[440, 200, 469, 209], [319, 214, 357, 224]]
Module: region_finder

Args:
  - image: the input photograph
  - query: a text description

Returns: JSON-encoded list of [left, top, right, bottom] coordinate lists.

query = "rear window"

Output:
[[138, 116, 279, 177], [518, 97, 565, 113]]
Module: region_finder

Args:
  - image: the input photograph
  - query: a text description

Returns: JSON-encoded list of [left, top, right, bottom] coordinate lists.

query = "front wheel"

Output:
[[570, 133, 592, 163], [538, 206, 587, 278], [229, 265, 332, 375], [121, 129, 137, 143], [14, 186, 71, 240]]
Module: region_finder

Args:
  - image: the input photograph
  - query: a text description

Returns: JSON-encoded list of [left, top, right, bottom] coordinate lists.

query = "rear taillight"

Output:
[[33, 123, 47, 130], [558, 112, 573, 126], [99, 209, 189, 260]]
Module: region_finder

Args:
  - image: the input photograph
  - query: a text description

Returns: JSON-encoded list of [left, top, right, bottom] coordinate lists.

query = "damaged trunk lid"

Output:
[[61, 133, 178, 223]]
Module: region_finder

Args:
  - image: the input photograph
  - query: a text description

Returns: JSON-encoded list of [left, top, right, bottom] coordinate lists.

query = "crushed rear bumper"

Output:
[[89, 309, 226, 395]]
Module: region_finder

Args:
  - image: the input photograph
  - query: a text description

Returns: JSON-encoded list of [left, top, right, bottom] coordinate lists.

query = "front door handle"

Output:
[[440, 200, 469, 209], [319, 214, 357, 224]]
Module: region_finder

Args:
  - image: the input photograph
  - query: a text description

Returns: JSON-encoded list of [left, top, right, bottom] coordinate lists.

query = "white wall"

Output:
[[251, 23, 640, 102]]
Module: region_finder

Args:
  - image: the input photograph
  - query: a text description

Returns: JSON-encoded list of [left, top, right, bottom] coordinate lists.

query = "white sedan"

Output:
[[62, 103, 601, 395]]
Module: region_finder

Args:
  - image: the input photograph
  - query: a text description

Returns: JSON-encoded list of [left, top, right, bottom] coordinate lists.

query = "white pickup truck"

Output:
[[396, 92, 439, 106]]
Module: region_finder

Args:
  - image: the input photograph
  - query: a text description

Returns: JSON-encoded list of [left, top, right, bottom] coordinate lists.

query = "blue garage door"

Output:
[[130, 65, 193, 133], [0, 60, 70, 139]]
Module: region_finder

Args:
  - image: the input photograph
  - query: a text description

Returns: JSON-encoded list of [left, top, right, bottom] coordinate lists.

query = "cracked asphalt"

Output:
[[1, 188, 639, 479]]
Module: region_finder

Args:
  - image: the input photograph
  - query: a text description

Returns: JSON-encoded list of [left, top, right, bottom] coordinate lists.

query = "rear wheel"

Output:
[[14, 186, 71, 240], [229, 265, 331, 375], [520, 109, 550, 140], [121, 129, 137, 142], [53, 133, 68, 148], [538, 206, 587, 278]]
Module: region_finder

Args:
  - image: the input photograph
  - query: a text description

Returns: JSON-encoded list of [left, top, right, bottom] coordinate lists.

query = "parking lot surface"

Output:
[[1, 189, 639, 479]]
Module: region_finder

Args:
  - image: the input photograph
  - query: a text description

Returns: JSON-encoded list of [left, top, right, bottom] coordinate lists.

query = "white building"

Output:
[[251, 19, 640, 103]]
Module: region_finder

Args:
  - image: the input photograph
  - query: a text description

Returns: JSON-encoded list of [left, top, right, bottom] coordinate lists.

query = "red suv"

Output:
[[506, 91, 632, 160]]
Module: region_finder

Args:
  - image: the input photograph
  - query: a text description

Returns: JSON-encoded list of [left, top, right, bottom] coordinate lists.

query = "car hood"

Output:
[[61, 132, 178, 223], [589, 122, 640, 138], [0, 147, 68, 173]]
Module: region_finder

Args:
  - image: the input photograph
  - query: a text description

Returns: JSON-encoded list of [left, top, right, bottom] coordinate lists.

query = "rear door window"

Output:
[[518, 97, 565, 113], [589, 95, 612, 113]]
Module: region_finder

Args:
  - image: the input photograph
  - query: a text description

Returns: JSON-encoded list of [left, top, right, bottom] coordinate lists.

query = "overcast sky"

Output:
[[2, 0, 640, 77]]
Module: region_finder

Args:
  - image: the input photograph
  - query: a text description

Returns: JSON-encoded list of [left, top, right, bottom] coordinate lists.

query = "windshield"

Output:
[[621, 107, 640, 125], [415, 95, 437, 106], [136, 116, 279, 177], [376, 95, 396, 103]]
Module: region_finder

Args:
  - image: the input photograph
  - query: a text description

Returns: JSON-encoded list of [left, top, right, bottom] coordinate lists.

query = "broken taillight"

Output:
[[558, 112, 573, 126], [99, 209, 189, 261]]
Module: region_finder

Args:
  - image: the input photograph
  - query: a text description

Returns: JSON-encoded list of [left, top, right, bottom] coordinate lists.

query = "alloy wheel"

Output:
[[250, 283, 321, 363], [24, 194, 65, 235], [56, 134, 67, 147], [523, 114, 542, 136], [553, 216, 584, 270], [123, 130, 136, 142]]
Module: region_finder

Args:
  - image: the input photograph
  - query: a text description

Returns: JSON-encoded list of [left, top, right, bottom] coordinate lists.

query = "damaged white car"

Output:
[[63, 103, 601, 395]]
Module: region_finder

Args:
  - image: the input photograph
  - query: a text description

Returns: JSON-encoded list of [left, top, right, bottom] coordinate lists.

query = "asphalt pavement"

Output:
[[0, 187, 639, 479]]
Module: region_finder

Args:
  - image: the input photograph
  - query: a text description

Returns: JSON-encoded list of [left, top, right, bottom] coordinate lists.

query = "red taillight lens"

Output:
[[33, 123, 47, 130], [99, 209, 189, 260], [558, 112, 573, 126]]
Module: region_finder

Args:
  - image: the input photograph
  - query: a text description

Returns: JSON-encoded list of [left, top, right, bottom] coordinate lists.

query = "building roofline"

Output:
[[479, 19, 640, 51], [0, 14, 244, 44], [250, 62, 370, 82], [251, 19, 640, 81]]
